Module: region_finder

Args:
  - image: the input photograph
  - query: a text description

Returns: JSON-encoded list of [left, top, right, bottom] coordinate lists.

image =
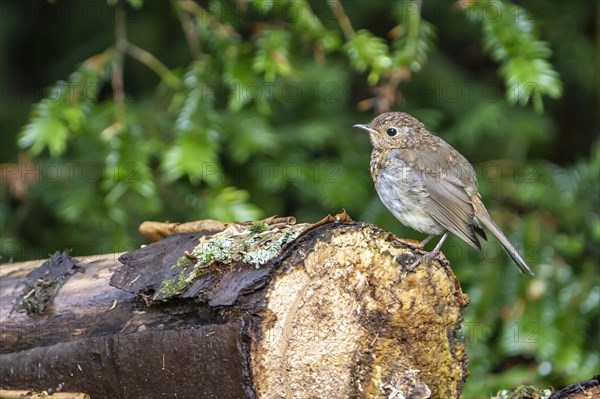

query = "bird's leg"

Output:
[[430, 231, 449, 255], [408, 231, 449, 270], [419, 234, 436, 249]]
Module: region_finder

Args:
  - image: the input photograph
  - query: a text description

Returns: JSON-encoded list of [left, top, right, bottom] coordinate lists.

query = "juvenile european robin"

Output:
[[354, 112, 534, 275]]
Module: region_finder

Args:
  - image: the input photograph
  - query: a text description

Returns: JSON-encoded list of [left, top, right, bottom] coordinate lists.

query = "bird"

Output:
[[353, 112, 534, 275]]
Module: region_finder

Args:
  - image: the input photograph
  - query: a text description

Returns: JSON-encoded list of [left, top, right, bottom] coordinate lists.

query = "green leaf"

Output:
[[345, 30, 392, 85], [162, 130, 221, 184], [501, 57, 562, 112], [17, 52, 111, 156], [204, 186, 262, 221], [25, 115, 68, 157], [224, 54, 261, 112], [125, 0, 143, 9], [253, 29, 292, 81], [225, 116, 279, 163], [107, 0, 142, 8], [248, 0, 274, 13], [392, 2, 436, 72], [284, 0, 332, 43]]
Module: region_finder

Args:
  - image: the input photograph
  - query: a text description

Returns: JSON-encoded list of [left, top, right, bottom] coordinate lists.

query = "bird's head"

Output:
[[353, 112, 426, 150]]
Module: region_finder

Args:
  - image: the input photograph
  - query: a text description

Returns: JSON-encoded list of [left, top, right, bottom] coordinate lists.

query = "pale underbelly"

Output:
[[376, 169, 444, 235]]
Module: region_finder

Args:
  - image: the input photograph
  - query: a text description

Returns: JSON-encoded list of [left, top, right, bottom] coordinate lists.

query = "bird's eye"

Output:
[[386, 128, 398, 137]]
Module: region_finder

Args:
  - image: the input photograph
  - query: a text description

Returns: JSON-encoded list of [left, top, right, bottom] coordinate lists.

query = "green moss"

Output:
[[193, 236, 234, 266], [174, 255, 191, 268], [160, 270, 189, 296], [159, 223, 308, 298], [248, 221, 269, 233], [242, 228, 303, 267], [492, 386, 552, 399]]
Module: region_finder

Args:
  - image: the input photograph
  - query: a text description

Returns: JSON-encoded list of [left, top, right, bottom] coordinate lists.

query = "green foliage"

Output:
[[467, 0, 562, 112], [254, 29, 293, 81], [458, 143, 600, 396], [107, 0, 143, 9], [1, 0, 597, 396], [392, 2, 436, 72], [345, 30, 392, 84], [162, 88, 221, 184], [18, 52, 112, 156]]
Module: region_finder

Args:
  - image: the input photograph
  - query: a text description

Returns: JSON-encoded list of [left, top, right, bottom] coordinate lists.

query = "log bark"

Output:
[[548, 375, 600, 399], [0, 216, 469, 398]]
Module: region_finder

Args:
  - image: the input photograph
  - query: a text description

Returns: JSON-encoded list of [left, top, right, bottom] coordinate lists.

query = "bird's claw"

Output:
[[407, 250, 441, 271]]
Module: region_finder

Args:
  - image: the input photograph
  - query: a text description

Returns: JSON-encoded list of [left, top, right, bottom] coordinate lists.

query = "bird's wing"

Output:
[[393, 141, 482, 249], [421, 172, 481, 250]]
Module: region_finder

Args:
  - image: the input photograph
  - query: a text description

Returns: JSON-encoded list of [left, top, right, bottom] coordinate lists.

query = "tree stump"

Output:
[[0, 215, 468, 398]]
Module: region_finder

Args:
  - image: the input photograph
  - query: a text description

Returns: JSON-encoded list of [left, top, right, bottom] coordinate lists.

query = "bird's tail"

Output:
[[474, 198, 534, 276]]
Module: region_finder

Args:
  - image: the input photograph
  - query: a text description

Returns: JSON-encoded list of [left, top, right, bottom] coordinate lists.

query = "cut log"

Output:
[[0, 216, 468, 398]]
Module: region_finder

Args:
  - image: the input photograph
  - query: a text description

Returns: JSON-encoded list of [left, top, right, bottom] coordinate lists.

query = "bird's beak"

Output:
[[353, 123, 377, 134]]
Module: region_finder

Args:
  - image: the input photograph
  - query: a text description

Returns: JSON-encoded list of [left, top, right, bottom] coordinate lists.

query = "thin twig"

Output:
[[177, 0, 236, 38], [328, 0, 354, 40], [176, 1, 202, 61], [126, 43, 181, 89], [176, 0, 212, 24], [112, 0, 127, 123]]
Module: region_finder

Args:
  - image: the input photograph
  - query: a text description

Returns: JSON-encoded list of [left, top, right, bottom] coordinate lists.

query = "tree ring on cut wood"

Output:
[[251, 223, 467, 398]]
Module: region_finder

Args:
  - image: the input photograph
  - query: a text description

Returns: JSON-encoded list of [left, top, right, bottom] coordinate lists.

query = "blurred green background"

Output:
[[0, 0, 598, 397]]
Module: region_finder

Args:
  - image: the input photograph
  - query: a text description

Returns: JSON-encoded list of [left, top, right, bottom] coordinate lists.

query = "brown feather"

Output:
[[422, 174, 481, 250]]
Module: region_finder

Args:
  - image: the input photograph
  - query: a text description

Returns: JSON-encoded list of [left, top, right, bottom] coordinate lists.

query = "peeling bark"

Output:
[[548, 375, 600, 399]]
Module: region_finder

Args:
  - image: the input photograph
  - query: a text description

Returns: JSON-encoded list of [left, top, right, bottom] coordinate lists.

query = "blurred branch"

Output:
[[176, 2, 202, 61], [328, 0, 354, 40], [126, 44, 181, 89], [112, 0, 127, 124], [176, 0, 236, 38], [112, 1, 181, 95]]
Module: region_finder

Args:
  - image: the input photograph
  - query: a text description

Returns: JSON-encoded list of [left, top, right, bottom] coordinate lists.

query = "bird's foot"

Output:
[[407, 249, 440, 271], [406, 232, 449, 271]]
